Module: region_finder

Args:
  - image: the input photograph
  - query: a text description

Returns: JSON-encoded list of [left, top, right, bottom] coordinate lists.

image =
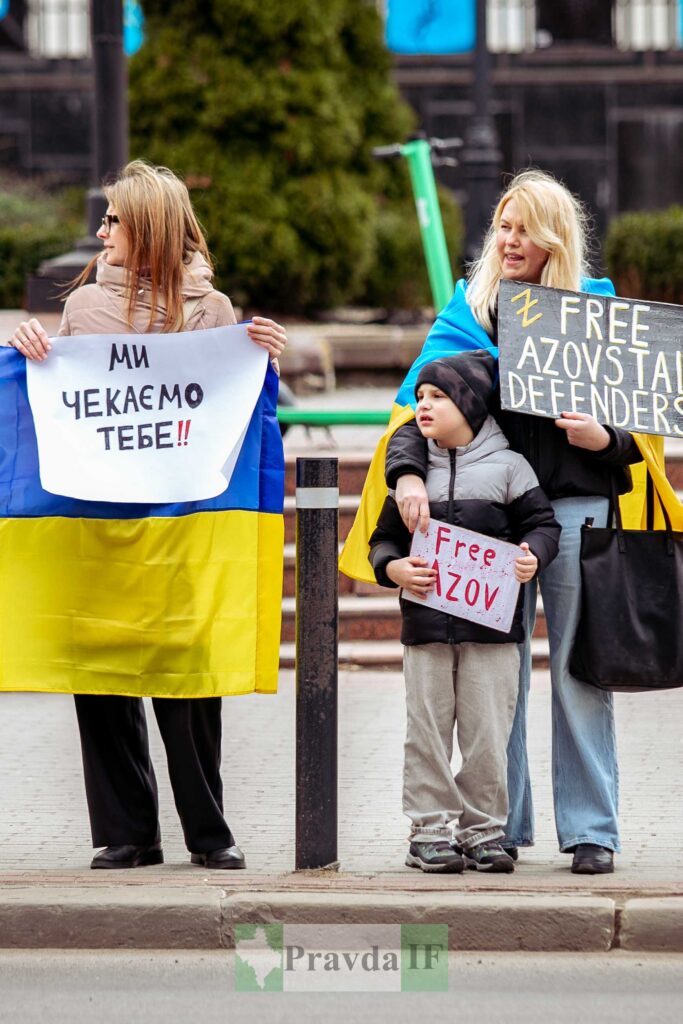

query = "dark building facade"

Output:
[[1, 1, 682, 240], [0, 1, 90, 183], [390, 0, 683, 245]]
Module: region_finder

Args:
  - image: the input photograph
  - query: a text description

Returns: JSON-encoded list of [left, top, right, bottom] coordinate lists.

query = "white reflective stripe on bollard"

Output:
[[295, 487, 339, 509]]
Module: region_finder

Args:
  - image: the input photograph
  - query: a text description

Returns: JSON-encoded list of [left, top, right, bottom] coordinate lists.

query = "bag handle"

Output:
[[612, 469, 675, 555], [646, 472, 655, 530], [611, 474, 627, 553]]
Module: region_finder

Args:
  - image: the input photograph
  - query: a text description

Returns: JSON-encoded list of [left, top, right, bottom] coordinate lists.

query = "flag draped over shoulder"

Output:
[[0, 348, 284, 698], [339, 277, 668, 583], [631, 433, 683, 530]]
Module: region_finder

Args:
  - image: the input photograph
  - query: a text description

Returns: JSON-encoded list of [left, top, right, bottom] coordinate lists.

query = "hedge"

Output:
[[604, 206, 683, 304], [0, 180, 82, 308]]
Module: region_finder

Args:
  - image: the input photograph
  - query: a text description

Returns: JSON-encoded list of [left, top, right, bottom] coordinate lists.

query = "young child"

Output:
[[369, 350, 561, 873]]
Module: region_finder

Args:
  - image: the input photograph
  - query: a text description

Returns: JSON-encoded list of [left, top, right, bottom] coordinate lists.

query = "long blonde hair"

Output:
[[73, 160, 212, 333], [467, 169, 591, 334]]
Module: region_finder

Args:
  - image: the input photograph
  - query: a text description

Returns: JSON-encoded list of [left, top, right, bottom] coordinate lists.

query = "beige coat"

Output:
[[58, 252, 236, 336]]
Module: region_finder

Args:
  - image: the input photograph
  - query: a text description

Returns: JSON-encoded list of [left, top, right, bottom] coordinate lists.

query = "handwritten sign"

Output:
[[402, 519, 521, 634], [498, 281, 683, 438], [26, 323, 268, 503]]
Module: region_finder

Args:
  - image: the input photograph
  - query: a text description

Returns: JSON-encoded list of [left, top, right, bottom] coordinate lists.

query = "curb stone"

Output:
[[1, 890, 682, 952], [619, 898, 683, 952], [224, 892, 614, 952], [0, 888, 222, 949]]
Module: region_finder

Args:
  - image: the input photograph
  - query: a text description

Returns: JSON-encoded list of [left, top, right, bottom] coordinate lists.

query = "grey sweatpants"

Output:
[[403, 642, 519, 849]]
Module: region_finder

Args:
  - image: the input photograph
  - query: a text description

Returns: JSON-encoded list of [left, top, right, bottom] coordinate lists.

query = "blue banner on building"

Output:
[[385, 0, 475, 55], [0, 1, 9, 21]]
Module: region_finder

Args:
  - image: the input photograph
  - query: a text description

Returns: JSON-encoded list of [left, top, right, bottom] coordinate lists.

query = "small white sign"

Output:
[[26, 323, 268, 503], [403, 518, 521, 634]]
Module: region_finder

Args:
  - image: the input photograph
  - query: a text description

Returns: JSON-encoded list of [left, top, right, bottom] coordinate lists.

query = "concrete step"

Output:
[[284, 485, 683, 545], [279, 636, 550, 671], [283, 494, 359, 544], [281, 593, 548, 643], [284, 447, 683, 494], [284, 451, 378, 497], [283, 543, 397, 597]]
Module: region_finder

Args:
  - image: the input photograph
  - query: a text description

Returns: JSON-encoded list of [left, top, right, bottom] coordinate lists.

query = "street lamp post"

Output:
[[461, 0, 503, 262], [26, 0, 129, 311]]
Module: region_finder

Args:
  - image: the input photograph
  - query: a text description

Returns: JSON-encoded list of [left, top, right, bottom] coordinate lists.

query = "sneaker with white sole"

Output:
[[458, 840, 515, 873], [405, 840, 464, 873]]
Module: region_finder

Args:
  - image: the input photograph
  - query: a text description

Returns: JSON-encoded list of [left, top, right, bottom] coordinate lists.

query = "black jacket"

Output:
[[386, 388, 642, 500], [370, 416, 561, 646]]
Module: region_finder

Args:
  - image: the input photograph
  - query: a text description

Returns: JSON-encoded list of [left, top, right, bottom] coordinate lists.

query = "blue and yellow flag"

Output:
[[0, 348, 284, 698]]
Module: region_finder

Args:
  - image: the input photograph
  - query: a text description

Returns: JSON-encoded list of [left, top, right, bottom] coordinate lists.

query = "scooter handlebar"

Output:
[[371, 144, 404, 159], [372, 137, 462, 160], [430, 136, 463, 150]]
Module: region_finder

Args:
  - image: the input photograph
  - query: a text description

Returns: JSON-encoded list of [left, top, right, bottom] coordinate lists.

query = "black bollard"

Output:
[[295, 457, 339, 870]]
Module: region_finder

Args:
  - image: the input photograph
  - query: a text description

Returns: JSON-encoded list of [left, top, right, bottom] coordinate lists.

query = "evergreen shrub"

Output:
[[0, 179, 81, 308], [130, 0, 462, 312], [604, 207, 683, 303]]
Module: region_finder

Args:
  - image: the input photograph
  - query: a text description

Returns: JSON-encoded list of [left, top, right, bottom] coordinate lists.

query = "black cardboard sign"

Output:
[[498, 280, 683, 438]]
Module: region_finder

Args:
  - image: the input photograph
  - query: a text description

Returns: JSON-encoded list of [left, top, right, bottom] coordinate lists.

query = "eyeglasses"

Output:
[[100, 214, 120, 232]]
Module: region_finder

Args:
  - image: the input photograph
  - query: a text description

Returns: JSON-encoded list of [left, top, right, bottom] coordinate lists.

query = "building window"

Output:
[[615, 0, 681, 50], [26, 0, 89, 59], [489, 0, 536, 52], [382, 1, 683, 53]]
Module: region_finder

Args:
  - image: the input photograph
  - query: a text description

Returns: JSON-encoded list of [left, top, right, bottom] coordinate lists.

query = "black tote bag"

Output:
[[569, 474, 683, 692]]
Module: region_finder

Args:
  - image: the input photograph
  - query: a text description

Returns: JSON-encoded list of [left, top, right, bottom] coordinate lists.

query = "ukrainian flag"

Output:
[[0, 347, 284, 698]]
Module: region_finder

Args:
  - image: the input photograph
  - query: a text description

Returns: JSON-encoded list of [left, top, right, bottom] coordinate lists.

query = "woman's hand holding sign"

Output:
[[386, 555, 437, 598], [554, 411, 611, 451], [246, 316, 287, 359], [11, 318, 51, 361]]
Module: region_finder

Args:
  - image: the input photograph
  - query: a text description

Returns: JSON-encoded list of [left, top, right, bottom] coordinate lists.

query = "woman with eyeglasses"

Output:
[[10, 160, 287, 870]]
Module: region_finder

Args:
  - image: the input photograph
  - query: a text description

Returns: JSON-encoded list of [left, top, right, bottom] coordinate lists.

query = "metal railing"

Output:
[[277, 408, 390, 428]]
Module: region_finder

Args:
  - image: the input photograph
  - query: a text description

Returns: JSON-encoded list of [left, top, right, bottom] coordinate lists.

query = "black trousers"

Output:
[[74, 694, 235, 854]]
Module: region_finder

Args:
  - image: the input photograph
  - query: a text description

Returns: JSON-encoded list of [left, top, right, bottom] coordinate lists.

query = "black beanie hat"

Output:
[[414, 350, 497, 435]]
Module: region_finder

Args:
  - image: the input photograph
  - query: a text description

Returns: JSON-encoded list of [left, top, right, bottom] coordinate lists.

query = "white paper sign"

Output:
[[402, 518, 521, 634], [26, 323, 268, 503]]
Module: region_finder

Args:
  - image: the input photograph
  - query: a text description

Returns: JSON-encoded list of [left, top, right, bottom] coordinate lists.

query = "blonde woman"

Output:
[[11, 160, 287, 870], [386, 170, 642, 875]]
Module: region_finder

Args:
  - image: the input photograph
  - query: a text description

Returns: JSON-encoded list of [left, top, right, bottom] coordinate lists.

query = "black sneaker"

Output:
[[406, 840, 464, 873], [503, 846, 519, 861], [460, 841, 515, 873]]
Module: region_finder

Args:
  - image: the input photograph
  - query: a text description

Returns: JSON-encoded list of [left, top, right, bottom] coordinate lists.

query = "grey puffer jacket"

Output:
[[369, 416, 561, 645]]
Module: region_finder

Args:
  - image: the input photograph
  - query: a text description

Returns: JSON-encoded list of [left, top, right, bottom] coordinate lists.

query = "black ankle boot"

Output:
[[570, 844, 614, 875]]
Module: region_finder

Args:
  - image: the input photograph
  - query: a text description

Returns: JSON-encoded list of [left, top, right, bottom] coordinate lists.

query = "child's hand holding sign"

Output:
[[386, 555, 437, 598], [514, 542, 538, 583]]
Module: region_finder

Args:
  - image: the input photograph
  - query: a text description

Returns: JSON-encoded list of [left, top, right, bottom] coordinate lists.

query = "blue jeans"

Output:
[[504, 496, 620, 853]]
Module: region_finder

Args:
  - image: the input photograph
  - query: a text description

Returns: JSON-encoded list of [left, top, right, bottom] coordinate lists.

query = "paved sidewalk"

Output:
[[1, 670, 682, 952], [1, 670, 681, 888]]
